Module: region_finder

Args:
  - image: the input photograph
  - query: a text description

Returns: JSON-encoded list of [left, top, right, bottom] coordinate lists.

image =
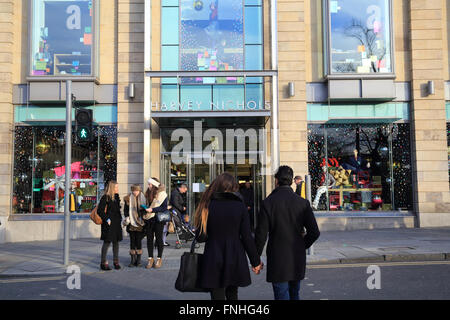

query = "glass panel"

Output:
[[31, 0, 94, 76], [329, 0, 392, 74], [161, 46, 179, 71], [392, 124, 413, 210], [245, 45, 263, 70], [160, 84, 179, 110], [245, 83, 264, 110], [180, 0, 244, 83], [162, 7, 179, 45], [212, 85, 245, 110], [245, 0, 262, 5], [244, 6, 262, 44], [162, 0, 179, 6], [12, 125, 117, 214], [308, 123, 412, 212], [180, 85, 212, 111]]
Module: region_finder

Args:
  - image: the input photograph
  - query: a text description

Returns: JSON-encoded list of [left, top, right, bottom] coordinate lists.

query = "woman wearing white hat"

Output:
[[143, 177, 168, 269]]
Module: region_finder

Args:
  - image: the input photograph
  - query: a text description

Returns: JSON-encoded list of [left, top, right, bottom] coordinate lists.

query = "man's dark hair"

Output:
[[275, 166, 294, 186], [179, 183, 188, 189]]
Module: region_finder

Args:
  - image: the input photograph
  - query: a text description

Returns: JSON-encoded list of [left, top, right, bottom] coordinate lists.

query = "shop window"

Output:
[[326, 0, 393, 74], [307, 123, 412, 212], [12, 126, 117, 214], [31, 0, 95, 76]]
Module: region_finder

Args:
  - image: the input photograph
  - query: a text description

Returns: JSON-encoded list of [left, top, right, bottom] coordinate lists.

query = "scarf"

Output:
[[129, 193, 146, 227]]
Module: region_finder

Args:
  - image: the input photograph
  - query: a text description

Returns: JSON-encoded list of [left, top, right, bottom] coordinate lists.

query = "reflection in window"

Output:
[[13, 126, 117, 214], [160, 0, 264, 108], [328, 0, 392, 74], [307, 123, 412, 212], [31, 0, 93, 76]]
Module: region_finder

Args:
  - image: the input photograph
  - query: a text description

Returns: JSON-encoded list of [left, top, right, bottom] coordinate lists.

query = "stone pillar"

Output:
[[117, 0, 145, 195], [409, 0, 450, 227], [0, 0, 14, 237], [278, 0, 308, 178]]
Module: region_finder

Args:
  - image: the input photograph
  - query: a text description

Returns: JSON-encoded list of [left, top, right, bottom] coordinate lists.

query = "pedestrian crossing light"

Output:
[[75, 108, 93, 143]]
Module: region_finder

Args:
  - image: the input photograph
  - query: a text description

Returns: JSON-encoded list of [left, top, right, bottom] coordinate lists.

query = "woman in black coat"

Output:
[[194, 173, 263, 300], [97, 181, 123, 271]]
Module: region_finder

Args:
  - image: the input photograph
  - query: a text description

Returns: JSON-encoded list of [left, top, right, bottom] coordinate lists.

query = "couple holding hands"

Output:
[[193, 166, 320, 301]]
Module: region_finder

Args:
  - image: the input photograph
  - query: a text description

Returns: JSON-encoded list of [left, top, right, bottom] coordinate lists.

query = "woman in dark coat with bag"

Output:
[[194, 173, 263, 300], [97, 181, 123, 271]]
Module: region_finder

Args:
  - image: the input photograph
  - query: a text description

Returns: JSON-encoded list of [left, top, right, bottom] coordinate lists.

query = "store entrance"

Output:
[[160, 127, 266, 230]]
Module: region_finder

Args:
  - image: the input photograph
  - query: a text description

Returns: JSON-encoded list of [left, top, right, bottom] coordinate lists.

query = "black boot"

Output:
[[113, 260, 121, 270], [135, 254, 142, 267], [128, 251, 136, 267], [100, 262, 112, 271]]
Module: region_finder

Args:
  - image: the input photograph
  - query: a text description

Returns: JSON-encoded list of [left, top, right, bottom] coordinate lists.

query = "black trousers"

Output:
[[101, 240, 119, 263], [210, 286, 239, 300], [129, 231, 143, 251], [146, 220, 164, 258]]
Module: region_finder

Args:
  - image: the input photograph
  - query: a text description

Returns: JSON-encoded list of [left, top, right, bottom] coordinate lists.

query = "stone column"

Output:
[[117, 0, 145, 195], [409, 0, 450, 227], [278, 0, 308, 178], [0, 0, 14, 238]]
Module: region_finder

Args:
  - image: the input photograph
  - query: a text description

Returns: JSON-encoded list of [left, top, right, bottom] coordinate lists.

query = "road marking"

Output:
[[307, 260, 450, 269], [306, 283, 314, 286], [0, 276, 65, 284], [313, 290, 322, 294]]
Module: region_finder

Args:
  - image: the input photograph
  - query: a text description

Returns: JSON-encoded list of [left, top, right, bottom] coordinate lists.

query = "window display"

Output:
[[308, 123, 412, 212], [13, 126, 117, 214], [327, 0, 392, 74], [31, 0, 94, 76]]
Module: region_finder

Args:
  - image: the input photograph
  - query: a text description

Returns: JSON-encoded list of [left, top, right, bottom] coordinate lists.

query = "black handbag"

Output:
[[156, 210, 172, 223], [175, 238, 208, 292]]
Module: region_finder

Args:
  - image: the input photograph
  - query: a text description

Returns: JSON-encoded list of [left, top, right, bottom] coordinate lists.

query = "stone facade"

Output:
[[408, 0, 450, 226], [0, 0, 14, 242]]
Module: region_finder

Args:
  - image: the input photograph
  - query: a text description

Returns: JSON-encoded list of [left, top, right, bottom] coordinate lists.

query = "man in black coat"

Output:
[[255, 166, 320, 300], [170, 183, 188, 222]]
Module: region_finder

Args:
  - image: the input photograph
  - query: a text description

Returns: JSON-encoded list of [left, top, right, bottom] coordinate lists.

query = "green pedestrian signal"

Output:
[[75, 108, 93, 143]]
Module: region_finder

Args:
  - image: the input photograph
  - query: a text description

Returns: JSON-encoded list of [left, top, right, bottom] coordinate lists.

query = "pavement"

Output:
[[0, 227, 450, 277]]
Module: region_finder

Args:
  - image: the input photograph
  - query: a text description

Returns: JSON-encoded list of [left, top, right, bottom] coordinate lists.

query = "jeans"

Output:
[[146, 220, 164, 258], [272, 281, 301, 300]]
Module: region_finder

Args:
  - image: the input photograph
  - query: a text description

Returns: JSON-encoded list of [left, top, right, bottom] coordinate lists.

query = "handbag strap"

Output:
[[190, 237, 197, 254]]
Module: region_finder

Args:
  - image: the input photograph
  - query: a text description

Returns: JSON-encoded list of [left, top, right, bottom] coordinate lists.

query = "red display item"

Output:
[[44, 205, 56, 213], [42, 190, 55, 201], [81, 171, 91, 179]]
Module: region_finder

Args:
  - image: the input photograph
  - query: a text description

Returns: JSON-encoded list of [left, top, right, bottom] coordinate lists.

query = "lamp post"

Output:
[[64, 80, 73, 266]]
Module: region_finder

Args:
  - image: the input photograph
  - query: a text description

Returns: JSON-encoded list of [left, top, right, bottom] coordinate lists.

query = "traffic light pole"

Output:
[[64, 80, 72, 266]]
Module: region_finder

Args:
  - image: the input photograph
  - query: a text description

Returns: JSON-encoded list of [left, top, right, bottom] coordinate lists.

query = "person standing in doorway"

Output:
[[97, 181, 123, 271], [255, 166, 320, 300], [240, 181, 255, 232], [170, 183, 189, 236], [294, 176, 306, 199], [194, 173, 262, 300], [123, 184, 146, 267], [144, 178, 168, 269]]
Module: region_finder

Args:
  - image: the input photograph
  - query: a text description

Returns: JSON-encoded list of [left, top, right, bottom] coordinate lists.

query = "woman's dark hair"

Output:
[[194, 173, 239, 235], [275, 166, 294, 186]]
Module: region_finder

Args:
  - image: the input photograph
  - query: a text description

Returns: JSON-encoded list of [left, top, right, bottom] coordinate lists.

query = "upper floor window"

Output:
[[31, 0, 96, 77], [326, 0, 393, 75]]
